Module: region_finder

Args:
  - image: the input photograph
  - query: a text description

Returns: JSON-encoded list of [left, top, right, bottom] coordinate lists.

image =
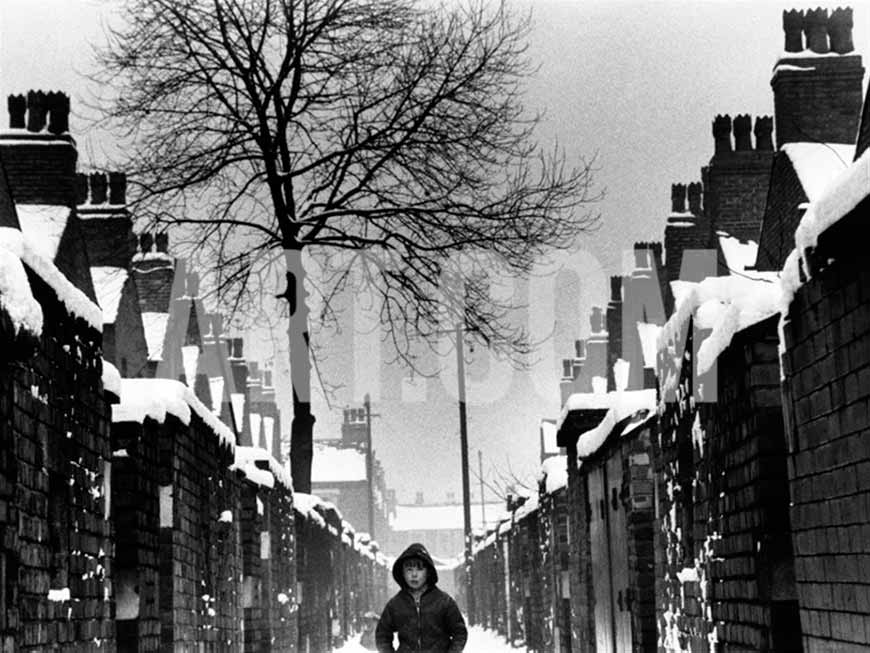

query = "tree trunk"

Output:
[[284, 247, 315, 494]]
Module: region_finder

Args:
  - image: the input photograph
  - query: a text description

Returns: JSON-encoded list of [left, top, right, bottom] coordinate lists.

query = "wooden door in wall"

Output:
[[607, 453, 632, 651], [587, 466, 614, 653]]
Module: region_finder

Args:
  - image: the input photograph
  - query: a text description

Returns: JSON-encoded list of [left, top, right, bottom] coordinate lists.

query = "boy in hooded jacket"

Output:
[[375, 542, 467, 653]]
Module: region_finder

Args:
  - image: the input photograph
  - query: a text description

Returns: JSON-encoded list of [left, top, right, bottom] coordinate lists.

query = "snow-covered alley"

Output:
[[332, 626, 526, 652]]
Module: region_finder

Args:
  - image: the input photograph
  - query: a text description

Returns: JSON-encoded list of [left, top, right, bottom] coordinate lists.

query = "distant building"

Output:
[[311, 405, 393, 544]]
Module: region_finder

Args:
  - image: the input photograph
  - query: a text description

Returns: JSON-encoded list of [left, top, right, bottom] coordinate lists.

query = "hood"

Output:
[[392, 542, 439, 588]]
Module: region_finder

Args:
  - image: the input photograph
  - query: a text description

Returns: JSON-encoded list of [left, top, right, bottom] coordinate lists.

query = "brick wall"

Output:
[[704, 150, 773, 243], [0, 134, 77, 206], [780, 200, 870, 650], [0, 275, 114, 651]]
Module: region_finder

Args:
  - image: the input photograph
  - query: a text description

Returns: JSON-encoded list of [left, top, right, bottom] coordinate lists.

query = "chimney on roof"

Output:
[[26, 91, 47, 132], [671, 183, 687, 213], [687, 182, 703, 215], [733, 114, 752, 151], [46, 92, 69, 135], [783, 9, 804, 52], [8, 94, 25, 128], [415, 492, 424, 505], [232, 338, 244, 359], [610, 275, 622, 301], [590, 306, 604, 333], [89, 172, 108, 204], [155, 232, 169, 253], [75, 173, 89, 205], [803, 8, 830, 54], [574, 339, 585, 359], [754, 116, 774, 151], [211, 314, 223, 338], [139, 232, 154, 254], [712, 115, 732, 155], [108, 172, 126, 205], [829, 7, 854, 54]]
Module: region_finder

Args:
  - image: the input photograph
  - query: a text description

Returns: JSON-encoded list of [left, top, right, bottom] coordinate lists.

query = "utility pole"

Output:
[[478, 450, 486, 529], [364, 393, 375, 541], [455, 323, 474, 623]]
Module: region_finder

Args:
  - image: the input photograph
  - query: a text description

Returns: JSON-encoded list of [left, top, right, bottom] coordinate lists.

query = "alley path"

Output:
[[332, 626, 526, 652]]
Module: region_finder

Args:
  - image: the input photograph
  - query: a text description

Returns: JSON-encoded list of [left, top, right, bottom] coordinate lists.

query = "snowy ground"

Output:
[[332, 625, 526, 652]]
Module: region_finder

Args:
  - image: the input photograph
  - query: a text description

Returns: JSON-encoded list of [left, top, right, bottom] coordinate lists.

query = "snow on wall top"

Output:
[[311, 443, 366, 483], [556, 389, 610, 431], [575, 389, 657, 462], [539, 454, 568, 494], [781, 147, 870, 312], [389, 502, 507, 534], [141, 311, 168, 360], [15, 204, 69, 262], [0, 227, 102, 330], [102, 359, 121, 397], [0, 245, 43, 335], [90, 266, 127, 324], [782, 143, 855, 202], [658, 273, 782, 397], [235, 445, 292, 490], [112, 378, 236, 449]]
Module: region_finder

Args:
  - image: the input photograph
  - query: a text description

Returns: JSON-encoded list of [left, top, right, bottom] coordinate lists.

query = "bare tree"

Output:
[[94, 0, 600, 493]]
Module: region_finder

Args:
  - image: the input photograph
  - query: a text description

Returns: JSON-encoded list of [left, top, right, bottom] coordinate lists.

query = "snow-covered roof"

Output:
[[112, 378, 236, 449], [311, 443, 366, 483], [102, 359, 121, 397], [540, 419, 559, 455], [15, 204, 70, 262], [90, 266, 127, 324], [235, 445, 292, 490], [717, 233, 760, 276], [141, 311, 168, 360], [575, 390, 657, 461], [0, 245, 43, 335], [540, 454, 568, 494], [555, 386, 610, 431], [390, 502, 507, 533], [658, 273, 782, 397], [0, 227, 102, 331], [782, 143, 855, 202], [781, 147, 870, 312], [293, 493, 327, 528], [513, 492, 539, 521]]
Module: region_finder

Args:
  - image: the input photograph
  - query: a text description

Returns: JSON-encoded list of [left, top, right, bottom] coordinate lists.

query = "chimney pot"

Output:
[[108, 172, 127, 205], [46, 91, 69, 135], [712, 115, 732, 155], [828, 7, 854, 54], [754, 116, 774, 151], [783, 9, 804, 52], [590, 306, 604, 333], [89, 172, 108, 204], [562, 359, 573, 379], [248, 361, 259, 378], [232, 338, 244, 359], [733, 114, 752, 151], [610, 275, 622, 301], [574, 339, 585, 359], [26, 90, 48, 132], [415, 492, 424, 505], [671, 183, 687, 213], [803, 8, 830, 54], [75, 173, 89, 205], [139, 232, 154, 254], [687, 182, 703, 215], [212, 314, 223, 337], [263, 370, 272, 387], [7, 94, 26, 128], [343, 408, 351, 423], [155, 232, 169, 253]]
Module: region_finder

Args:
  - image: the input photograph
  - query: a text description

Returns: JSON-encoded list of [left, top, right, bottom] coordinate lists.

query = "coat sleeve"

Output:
[[445, 597, 468, 653], [375, 602, 396, 653]]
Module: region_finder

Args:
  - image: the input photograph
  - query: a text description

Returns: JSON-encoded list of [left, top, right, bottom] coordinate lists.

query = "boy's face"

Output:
[[402, 558, 428, 590]]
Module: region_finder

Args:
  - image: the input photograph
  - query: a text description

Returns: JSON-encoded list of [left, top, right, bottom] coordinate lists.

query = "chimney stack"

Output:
[[155, 232, 169, 253], [733, 114, 752, 151], [186, 272, 200, 297], [574, 339, 585, 359], [75, 173, 89, 205], [783, 9, 804, 52], [46, 92, 69, 135], [671, 183, 687, 213], [89, 172, 107, 204], [803, 8, 830, 54], [590, 306, 604, 333], [713, 115, 732, 154], [232, 338, 244, 359], [26, 91, 47, 132], [211, 314, 223, 338], [108, 172, 127, 205]]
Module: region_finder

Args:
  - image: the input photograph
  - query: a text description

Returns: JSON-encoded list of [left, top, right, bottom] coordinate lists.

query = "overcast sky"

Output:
[[2, 1, 868, 508]]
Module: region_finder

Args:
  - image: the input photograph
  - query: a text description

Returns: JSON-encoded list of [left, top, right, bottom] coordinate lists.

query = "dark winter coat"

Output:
[[375, 543, 467, 653]]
